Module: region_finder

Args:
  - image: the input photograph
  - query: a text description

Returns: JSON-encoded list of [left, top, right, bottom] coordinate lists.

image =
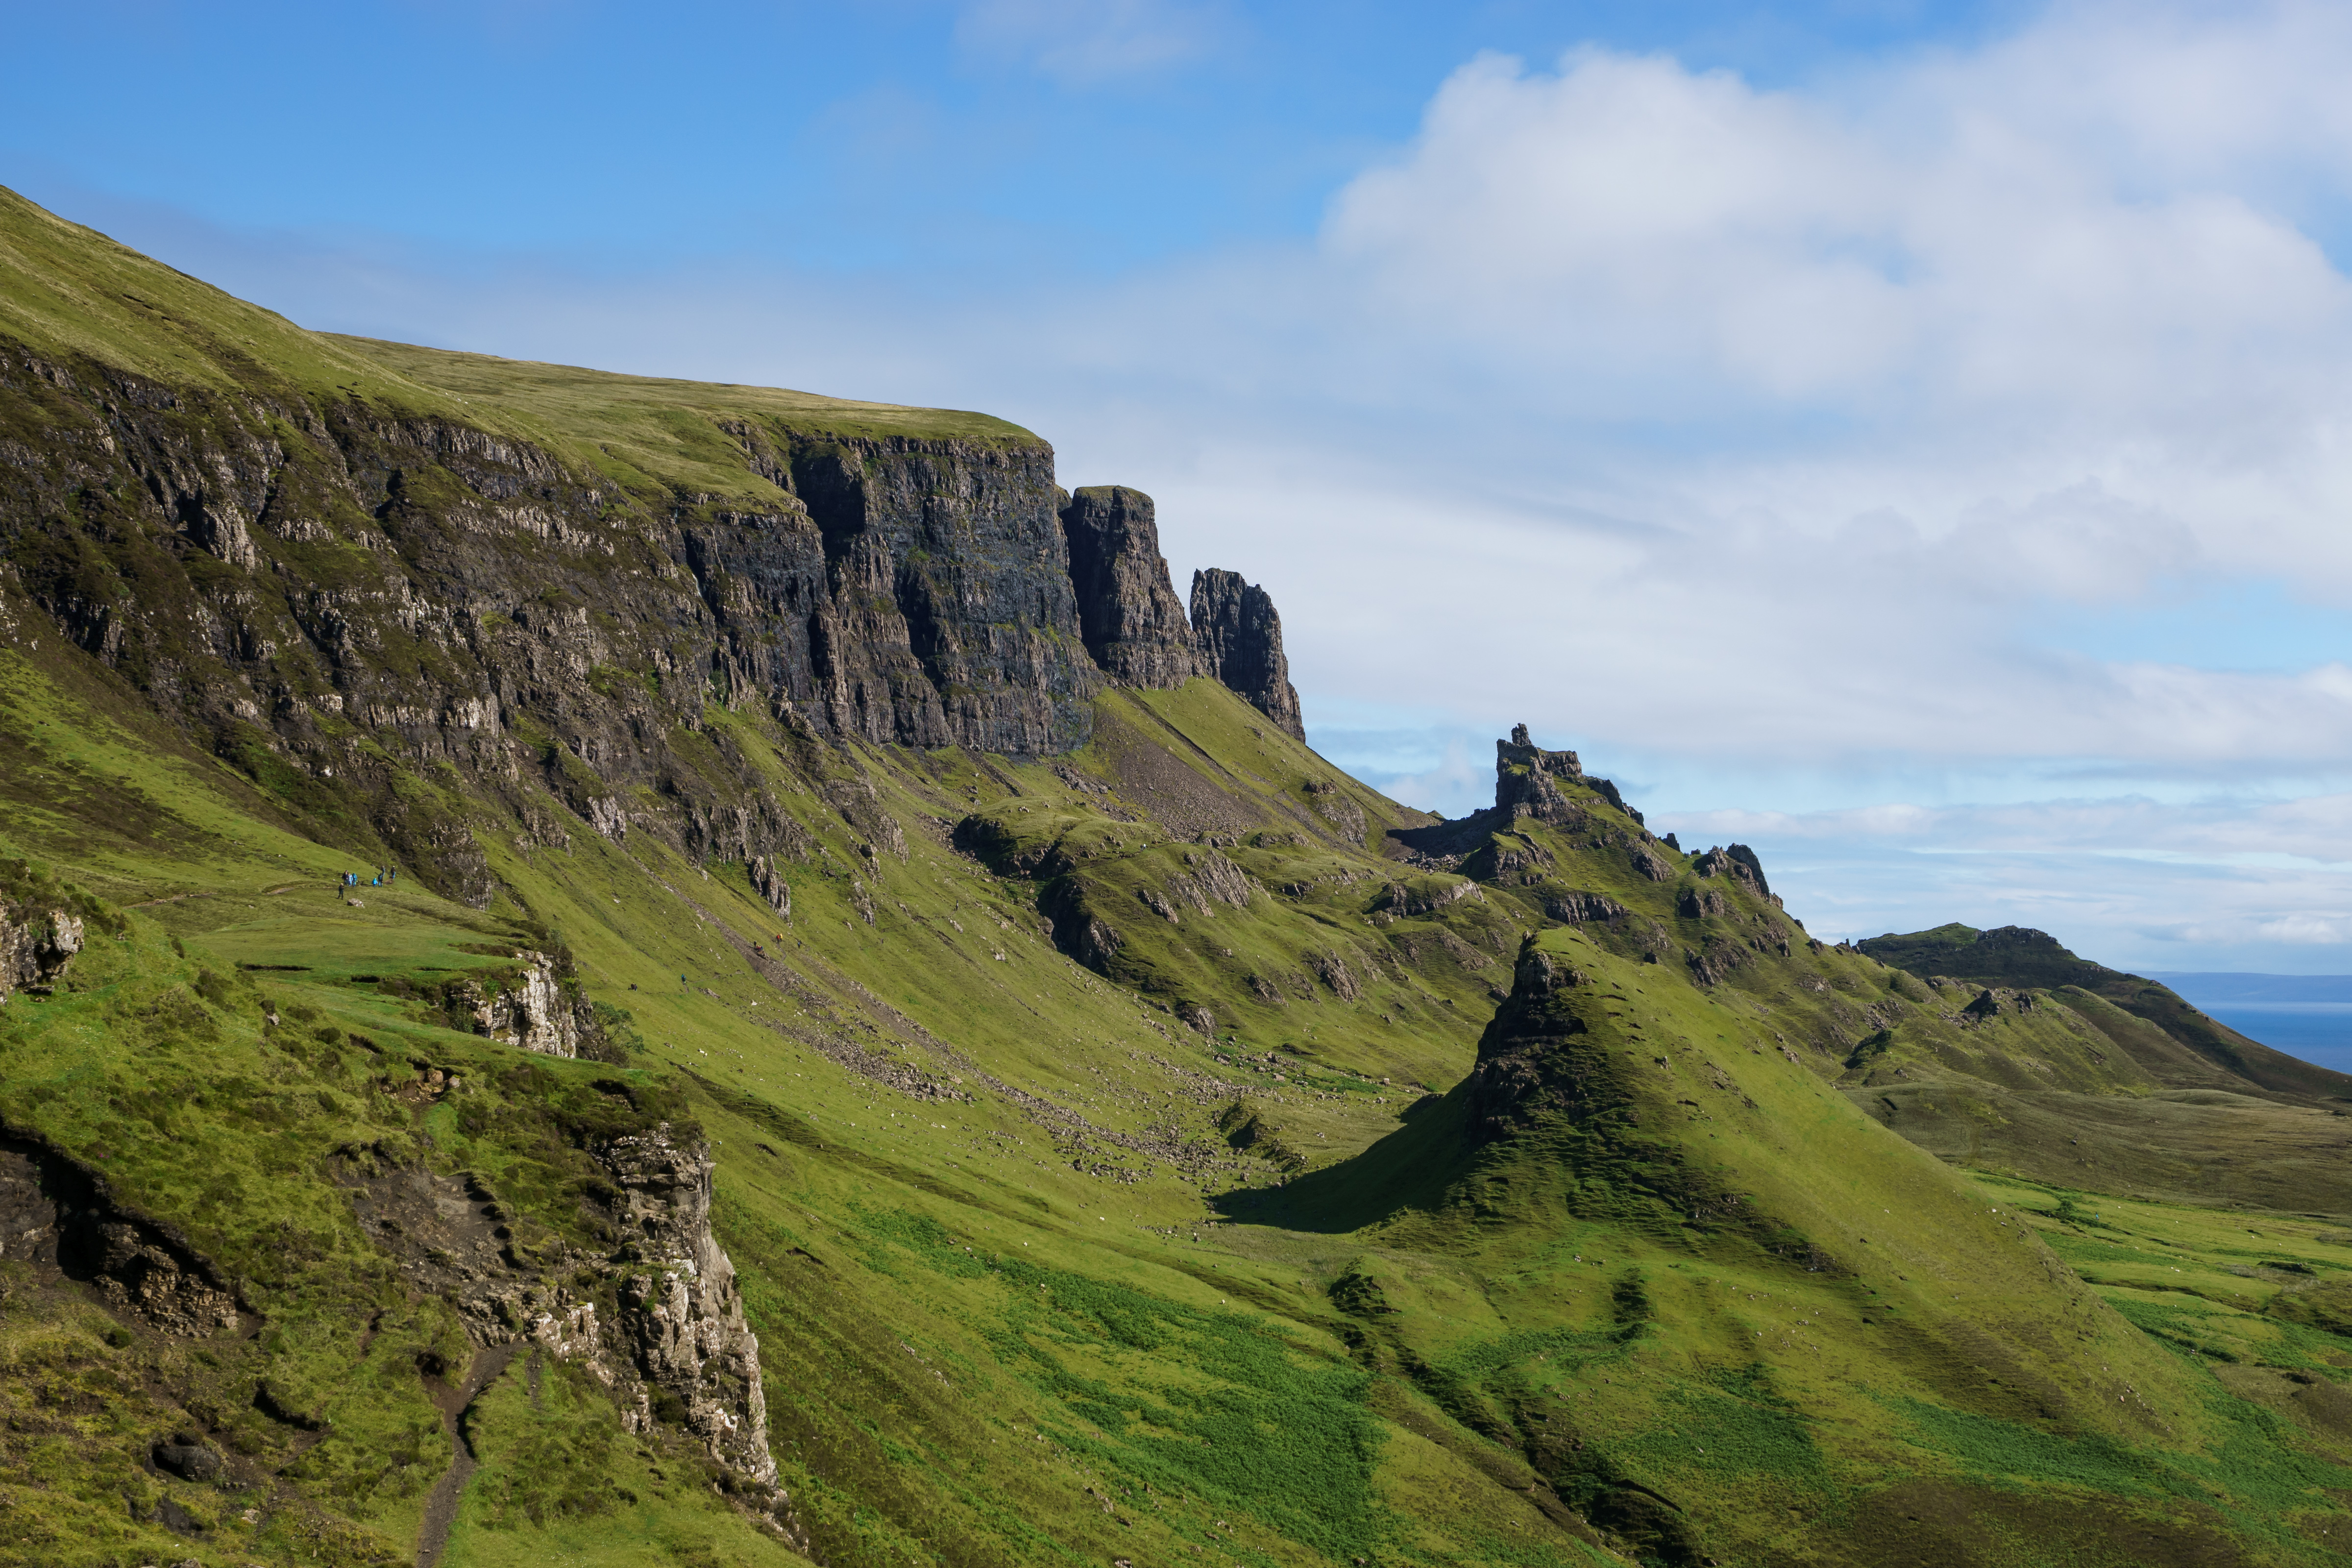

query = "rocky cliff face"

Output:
[[0, 1128, 244, 1336], [471, 951, 589, 1057], [0, 349, 1108, 907], [718, 431, 1104, 754], [1058, 486, 1199, 688], [1495, 724, 1584, 826], [599, 1126, 777, 1489], [0, 344, 1331, 914], [348, 1124, 781, 1506], [1188, 568, 1303, 739]]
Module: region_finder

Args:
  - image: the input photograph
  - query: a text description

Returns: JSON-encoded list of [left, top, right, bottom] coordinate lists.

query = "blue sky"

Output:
[[7, 2, 2034, 274], [14, 1, 2352, 975]]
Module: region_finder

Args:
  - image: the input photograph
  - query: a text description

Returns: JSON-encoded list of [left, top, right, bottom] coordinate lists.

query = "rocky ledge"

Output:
[[349, 1124, 785, 1517]]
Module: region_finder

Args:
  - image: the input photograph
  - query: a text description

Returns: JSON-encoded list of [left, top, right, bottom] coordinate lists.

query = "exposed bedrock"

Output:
[[1189, 567, 1304, 739], [0, 901, 81, 1001], [777, 436, 1102, 754], [1389, 723, 1653, 862], [1058, 485, 1200, 688], [1464, 945, 1618, 1142], [0, 1127, 245, 1336], [0, 346, 1337, 930], [1692, 843, 1779, 907], [1495, 723, 1585, 827], [0, 350, 1113, 909], [348, 1126, 781, 1503], [600, 1127, 778, 1490]]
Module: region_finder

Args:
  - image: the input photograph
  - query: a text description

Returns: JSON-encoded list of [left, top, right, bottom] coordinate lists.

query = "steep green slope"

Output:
[[1850, 924, 2352, 1210], [6, 186, 2352, 1568], [0, 182, 1027, 508]]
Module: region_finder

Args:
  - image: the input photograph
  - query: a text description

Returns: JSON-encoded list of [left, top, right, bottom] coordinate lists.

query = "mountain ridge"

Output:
[[5, 184, 2352, 1568]]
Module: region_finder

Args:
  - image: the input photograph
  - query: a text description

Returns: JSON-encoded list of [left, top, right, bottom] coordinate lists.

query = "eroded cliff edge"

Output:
[[0, 334, 1299, 909]]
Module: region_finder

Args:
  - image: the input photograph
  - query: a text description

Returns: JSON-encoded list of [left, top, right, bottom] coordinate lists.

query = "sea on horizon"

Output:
[[2146, 972, 2352, 1077]]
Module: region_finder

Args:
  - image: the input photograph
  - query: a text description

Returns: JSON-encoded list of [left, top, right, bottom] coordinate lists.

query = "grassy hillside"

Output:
[[0, 182, 1033, 513], [1850, 923, 2352, 1209], [6, 185, 2352, 1567], [11, 621, 2352, 1564]]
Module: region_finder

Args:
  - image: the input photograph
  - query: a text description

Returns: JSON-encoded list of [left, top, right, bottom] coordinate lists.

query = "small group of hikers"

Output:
[[339, 867, 395, 889]]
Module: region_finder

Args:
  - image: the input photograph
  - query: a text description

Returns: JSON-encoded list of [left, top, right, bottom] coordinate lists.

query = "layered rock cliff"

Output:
[[0, 333, 1312, 911], [1058, 485, 1199, 688], [1189, 567, 1303, 739]]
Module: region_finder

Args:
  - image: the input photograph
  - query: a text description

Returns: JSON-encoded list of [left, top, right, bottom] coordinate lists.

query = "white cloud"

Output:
[[72, 0, 2352, 969]]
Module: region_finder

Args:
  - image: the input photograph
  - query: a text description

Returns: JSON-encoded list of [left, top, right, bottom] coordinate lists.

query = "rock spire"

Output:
[[1189, 568, 1304, 739], [1058, 486, 1200, 688], [1494, 724, 1584, 825]]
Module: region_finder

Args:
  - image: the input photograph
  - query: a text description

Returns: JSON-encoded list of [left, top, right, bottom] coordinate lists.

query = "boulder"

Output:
[[151, 1431, 221, 1482], [0, 905, 82, 1000]]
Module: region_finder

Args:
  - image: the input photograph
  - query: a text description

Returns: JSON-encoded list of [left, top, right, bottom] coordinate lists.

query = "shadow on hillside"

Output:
[[1208, 1081, 1484, 1235], [1382, 811, 1498, 860]]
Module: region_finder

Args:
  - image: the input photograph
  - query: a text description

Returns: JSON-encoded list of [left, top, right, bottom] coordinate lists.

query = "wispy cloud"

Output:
[[955, 0, 1232, 84]]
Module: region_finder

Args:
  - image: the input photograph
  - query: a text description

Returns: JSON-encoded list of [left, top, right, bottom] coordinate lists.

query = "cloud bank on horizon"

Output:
[[11, 0, 2352, 972]]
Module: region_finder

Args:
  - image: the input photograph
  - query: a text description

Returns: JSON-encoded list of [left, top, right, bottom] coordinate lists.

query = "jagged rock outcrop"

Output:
[[1189, 568, 1304, 739], [599, 1127, 778, 1488], [0, 902, 80, 1001], [1302, 778, 1367, 841], [1677, 884, 1730, 919], [1389, 724, 1651, 864], [749, 854, 792, 917], [1544, 889, 1629, 925], [1465, 945, 1620, 1141], [0, 1129, 244, 1334], [463, 951, 588, 1057], [1041, 878, 1127, 972], [1692, 844, 1778, 907], [1059, 486, 1199, 688], [1168, 847, 1252, 912], [346, 1128, 781, 1503], [1372, 875, 1483, 921], [1309, 950, 1362, 1001], [1495, 724, 1584, 825]]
